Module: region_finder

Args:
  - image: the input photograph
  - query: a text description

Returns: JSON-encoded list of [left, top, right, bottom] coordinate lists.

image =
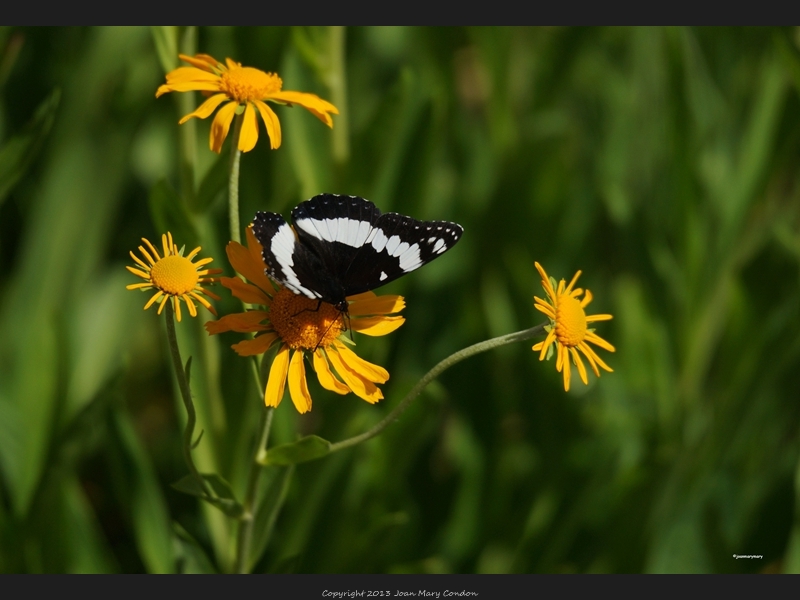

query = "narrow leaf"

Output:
[[263, 435, 331, 466]]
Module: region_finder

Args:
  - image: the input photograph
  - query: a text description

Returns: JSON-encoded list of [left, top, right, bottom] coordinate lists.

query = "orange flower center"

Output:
[[150, 255, 199, 295], [220, 66, 282, 103], [555, 294, 587, 347], [269, 288, 344, 350]]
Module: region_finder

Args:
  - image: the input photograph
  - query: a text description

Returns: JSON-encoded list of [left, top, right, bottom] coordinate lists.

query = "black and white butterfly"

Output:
[[252, 194, 463, 315]]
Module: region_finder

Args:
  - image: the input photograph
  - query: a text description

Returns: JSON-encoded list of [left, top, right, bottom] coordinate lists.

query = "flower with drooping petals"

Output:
[[532, 261, 614, 391], [126, 232, 222, 322], [205, 227, 404, 413], [156, 53, 338, 153]]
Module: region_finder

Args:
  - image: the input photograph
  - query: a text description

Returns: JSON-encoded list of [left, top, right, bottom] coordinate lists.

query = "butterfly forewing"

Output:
[[252, 211, 326, 300]]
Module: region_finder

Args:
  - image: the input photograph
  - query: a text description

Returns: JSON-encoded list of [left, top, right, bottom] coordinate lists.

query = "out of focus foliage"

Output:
[[1, 26, 800, 573]]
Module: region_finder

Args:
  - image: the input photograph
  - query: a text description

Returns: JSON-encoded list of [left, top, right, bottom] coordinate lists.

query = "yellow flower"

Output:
[[206, 227, 405, 414], [126, 232, 222, 322], [156, 53, 338, 153], [531, 261, 615, 391]]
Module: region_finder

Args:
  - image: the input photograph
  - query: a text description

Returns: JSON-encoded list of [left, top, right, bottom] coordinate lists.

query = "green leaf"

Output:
[[248, 466, 294, 571], [172, 522, 217, 574], [193, 152, 228, 212], [171, 473, 244, 519], [263, 435, 332, 466], [150, 26, 179, 73], [147, 178, 199, 249], [108, 410, 175, 573], [0, 88, 60, 206]]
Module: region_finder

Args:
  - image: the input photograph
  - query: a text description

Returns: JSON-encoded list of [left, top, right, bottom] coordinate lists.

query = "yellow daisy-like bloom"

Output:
[[156, 53, 338, 153], [126, 232, 222, 322], [531, 261, 615, 392], [205, 227, 405, 414]]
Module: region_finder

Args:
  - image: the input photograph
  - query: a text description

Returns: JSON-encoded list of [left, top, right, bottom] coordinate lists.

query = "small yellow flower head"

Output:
[[156, 53, 338, 153], [531, 261, 615, 391], [206, 227, 405, 414], [126, 232, 222, 322]]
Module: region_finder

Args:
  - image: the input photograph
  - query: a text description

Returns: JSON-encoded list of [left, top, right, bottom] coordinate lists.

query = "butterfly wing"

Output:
[[343, 212, 464, 296], [254, 194, 463, 304], [290, 194, 383, 303], [252, 210, 327, 300]]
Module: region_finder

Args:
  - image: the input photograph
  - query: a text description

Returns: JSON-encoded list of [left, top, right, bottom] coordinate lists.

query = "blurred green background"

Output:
[[1, 26, 800, 574]]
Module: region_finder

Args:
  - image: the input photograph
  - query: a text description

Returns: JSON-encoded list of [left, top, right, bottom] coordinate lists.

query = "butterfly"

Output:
[[252, 194, 463, 315]]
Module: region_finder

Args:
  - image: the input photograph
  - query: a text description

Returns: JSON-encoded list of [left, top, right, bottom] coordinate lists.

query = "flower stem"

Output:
[[329, 323, 547, 454], [234, 359, 275, 573], [165, 301, 213, 498], [228, 113, 244, 244], [328, 25, 349, 166]]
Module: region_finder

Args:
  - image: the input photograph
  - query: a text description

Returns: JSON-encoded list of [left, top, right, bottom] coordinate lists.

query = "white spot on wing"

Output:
[[385, 235, 401, 256], [392, 241, 410, 258], [380, 271, 388, 281], [371, 229, 388, 252], [433, 239, 446, 254], [398, 243, 422, 271], [271, 223, 316, 299]]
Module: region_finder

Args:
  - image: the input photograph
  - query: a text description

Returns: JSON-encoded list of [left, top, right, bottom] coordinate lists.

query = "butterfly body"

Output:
[[252, 194, 463, 313]]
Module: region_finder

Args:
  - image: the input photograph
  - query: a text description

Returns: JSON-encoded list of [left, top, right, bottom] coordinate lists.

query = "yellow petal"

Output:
[[534, 262, 557, 300], [348, 294, 405, 316], [221, 276, 272, 305], [570, 347, 588, 385], [562, 346, 571, 391], [178, 93, 229, 124], [156, 80, 222, 97], [238, 103, 259, 152], [579, 342, 613, 373], [326, 349, 383, 403], [204, 310, 269, 334], [537, 329, 556, 361], [184, 295, 198, 317], [288, 350, 312, 414], [332, 341, 389, 383], [265, 344, 290, 407], [346, 291, 376, 302], [179, 53, 221, 72], [586, 313, 613, 323], [312, 350, 350, 395], [126, 266, 150, 279], [577, 342, 600, 377], [144, 291, 164, 310], [585, 331, 615, 353], [349, 315, 405, 336], [225, 239, 274, 294], [268, 91, 338, 127], [254, 100, 282, 149], [210, 101, 238, 153], [232, 332, 279, 356], [565, 270, 582, 294], [164, 66, 221, 84]]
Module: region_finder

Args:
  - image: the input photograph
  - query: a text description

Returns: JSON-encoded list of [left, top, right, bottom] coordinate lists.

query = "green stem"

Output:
[[328, 26, 349, 166], [329, 323, 547, 454], [165, 301, 213, 498], [177, 27, 198, 209], [234, 405, 274, 574], [228, 113, 244, 244]]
